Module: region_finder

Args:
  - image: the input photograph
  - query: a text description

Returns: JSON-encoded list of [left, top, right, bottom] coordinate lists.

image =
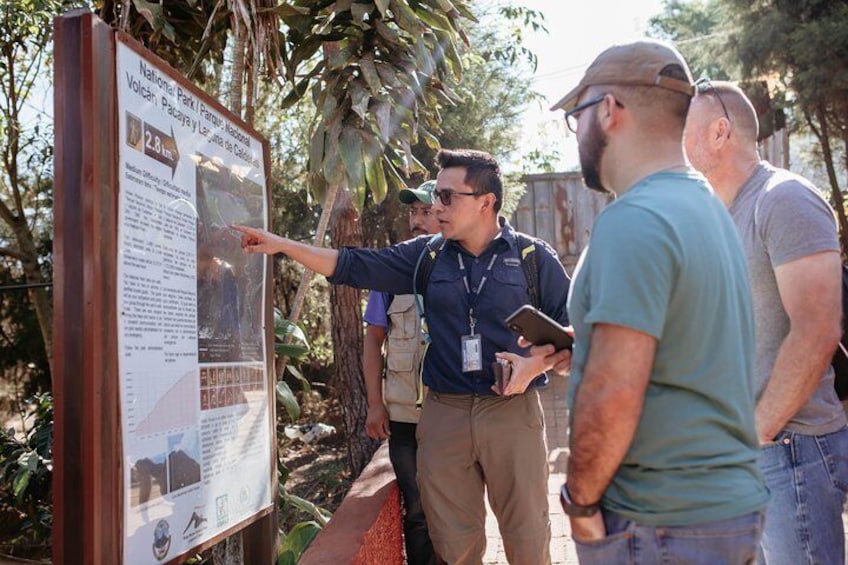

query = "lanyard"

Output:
[[458, 252, 498, 335]]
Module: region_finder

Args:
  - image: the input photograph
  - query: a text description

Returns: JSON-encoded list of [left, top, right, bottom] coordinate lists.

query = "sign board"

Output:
[[115, 37, 272, 563]]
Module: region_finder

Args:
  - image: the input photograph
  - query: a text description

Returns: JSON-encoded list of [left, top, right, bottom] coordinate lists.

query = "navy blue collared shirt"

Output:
[[328, 218, 571, 395]]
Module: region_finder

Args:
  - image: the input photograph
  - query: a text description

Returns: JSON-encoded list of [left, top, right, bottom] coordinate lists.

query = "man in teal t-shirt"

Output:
[[551, 40, 768, 564]]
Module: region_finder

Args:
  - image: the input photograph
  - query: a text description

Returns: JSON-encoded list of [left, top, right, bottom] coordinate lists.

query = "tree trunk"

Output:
[[330, 188, 379, 478], [810, 105, 848, 254], [211, 533, 243, 565], [228, 23, 246, 119], [2, 212, 53, 382]]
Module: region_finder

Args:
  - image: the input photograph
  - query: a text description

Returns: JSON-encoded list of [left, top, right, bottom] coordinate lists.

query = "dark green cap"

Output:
[[398, 180, 436, 205]]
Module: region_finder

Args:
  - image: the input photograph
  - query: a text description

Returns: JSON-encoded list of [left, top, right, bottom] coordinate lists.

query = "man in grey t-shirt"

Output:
[[686, 81, 848, 565]]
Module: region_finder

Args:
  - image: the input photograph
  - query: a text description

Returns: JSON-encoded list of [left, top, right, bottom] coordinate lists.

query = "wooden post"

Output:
[[53, 9, 121, 565]]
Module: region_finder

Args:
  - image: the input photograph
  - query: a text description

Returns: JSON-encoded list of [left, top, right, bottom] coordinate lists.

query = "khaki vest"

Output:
[[384, 294, 426, 423]]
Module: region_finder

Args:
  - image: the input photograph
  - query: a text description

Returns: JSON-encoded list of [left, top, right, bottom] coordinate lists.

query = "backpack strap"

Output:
[[515, 233, 541, 309], [411, 234, 444, 409], [411, 232, 543, 338], [412, 234, 445, 344]]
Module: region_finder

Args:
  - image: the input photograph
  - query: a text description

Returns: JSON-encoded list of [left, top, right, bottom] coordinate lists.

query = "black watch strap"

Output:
[[559, 484, 600, 517]]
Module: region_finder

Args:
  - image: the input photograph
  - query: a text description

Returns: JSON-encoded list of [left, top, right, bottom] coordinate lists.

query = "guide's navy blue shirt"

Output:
[[328, 219, 571, 395]]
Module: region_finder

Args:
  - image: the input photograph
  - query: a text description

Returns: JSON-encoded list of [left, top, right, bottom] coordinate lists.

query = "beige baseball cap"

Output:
[[551, 40, 695, 112]]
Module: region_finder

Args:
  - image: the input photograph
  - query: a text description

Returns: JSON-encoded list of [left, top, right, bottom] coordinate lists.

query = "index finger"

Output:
[[230, 224, 258, 236]]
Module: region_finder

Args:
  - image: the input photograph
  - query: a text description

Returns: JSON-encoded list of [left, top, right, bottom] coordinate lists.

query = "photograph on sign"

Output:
[[115, 37, 272, 564]]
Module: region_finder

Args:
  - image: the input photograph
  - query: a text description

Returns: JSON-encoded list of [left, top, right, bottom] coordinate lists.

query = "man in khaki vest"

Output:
[[362, 180, 440, 565]]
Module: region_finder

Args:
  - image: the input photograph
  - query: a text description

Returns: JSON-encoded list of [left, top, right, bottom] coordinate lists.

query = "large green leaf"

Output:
[[274, 313, 309, 357], [339, 127, 365, 191], [435, 28, 463, 80], [275, 342, 310, 358], [374, 19, 402, 47], [351, 2, 374, 26], [276, 381, 300, 421], [358, 53, 383, 96], [131, 0, 176, 42], [448, 1, 477, 22], [285, 365, 312, 391], [261, 4, 310, 18], [372, 100, 393, 143], [414, 36, 436, 75], [414, 6, 453, 33], [419, 124, 441, 151], [278, 74, 314, 110], [389, 0, 423, 34], [289, 36, 325, 71], [374, 60, 399, 89], [374, 0, 390, 18], [382, 154, 407, 191], [274, 310, 309, 348], [13, 469, 31, 498], [285, 493, 333, 525], [323, 114, 346, 187], [308, 124, 325, 174], [309, 172, 330, 204], [364, 134, 388, 203], [349, 82, 371, 121], [327, 43, 356, 70], [277, 521, 322, 565]]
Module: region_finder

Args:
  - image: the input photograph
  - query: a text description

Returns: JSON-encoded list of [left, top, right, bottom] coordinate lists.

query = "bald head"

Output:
[[684, 81, 762, 201], [698, 81, 759, 142]]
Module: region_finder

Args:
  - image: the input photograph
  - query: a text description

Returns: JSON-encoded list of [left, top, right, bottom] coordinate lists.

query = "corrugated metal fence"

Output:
[[513, 129, 787, 276]]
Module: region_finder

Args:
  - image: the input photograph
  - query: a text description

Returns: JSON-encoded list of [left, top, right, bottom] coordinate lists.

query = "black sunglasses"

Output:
[[694, 78, 731, 124], [564, 94, 625, 134], [433, 188, 478, 206]]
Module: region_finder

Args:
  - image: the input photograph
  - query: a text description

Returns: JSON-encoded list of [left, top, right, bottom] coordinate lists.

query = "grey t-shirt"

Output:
[[730, 161, 847, 435]]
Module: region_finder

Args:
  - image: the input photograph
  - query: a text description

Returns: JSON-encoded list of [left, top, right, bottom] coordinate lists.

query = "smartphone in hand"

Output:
[[505, 305, 573, 351], [492, 358, 512, 393]]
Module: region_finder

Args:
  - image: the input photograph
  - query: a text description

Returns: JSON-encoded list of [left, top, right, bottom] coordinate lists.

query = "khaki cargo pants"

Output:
[[417, 390, 551, 565]]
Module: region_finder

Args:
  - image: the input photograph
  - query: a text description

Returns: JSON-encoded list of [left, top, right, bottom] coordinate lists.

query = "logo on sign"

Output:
[[152, 519, 171, 561]]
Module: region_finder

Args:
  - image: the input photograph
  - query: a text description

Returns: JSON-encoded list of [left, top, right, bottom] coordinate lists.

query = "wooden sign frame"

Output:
[[53, 10, 277, 564]]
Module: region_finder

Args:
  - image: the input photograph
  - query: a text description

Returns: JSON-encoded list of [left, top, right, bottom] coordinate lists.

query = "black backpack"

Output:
[[831, 264, 848, 400], [411, 233, 541, 343]]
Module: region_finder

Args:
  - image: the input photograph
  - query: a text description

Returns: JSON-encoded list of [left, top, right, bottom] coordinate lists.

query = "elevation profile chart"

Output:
[[126, 369, 198, 437]]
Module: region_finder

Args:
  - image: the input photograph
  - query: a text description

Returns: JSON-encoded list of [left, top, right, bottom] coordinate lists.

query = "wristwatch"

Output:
[[559, 484, 600, 517]]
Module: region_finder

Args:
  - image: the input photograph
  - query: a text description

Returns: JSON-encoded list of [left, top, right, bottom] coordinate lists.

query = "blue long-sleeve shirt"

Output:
[[328, 219, 571, 395]]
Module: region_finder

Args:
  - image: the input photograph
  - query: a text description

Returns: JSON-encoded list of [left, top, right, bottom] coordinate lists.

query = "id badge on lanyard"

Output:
[[461, 334, 482, 372], [459, 252, 497, 373]]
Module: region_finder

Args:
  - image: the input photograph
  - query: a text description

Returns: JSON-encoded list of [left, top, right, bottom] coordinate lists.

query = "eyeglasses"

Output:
[[694, 78, 731, 124], [433, 188, 478, 206], [564, 95, 625, 134]]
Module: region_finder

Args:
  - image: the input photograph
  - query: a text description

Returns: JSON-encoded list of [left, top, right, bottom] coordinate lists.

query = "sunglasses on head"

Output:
[[433, 188, 479, 206], [694, 78, 731, 122]]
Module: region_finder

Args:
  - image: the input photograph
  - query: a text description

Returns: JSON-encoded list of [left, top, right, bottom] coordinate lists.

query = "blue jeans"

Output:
[[574, 509, 764, 564], [757, 426, 848, 565], [388, 421, 438, 565]]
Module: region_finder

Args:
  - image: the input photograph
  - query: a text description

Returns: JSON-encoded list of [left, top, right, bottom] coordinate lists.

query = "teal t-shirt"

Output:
[[567, 171, 769, 526]]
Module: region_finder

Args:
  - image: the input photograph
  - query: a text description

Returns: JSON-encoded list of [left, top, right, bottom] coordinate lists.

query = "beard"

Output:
[[579, 116, 609, 193]]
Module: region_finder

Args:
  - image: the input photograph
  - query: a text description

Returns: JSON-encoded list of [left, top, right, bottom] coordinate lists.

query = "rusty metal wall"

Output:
[[512, 172, 612, 274], [514, 130, 791, 275]]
